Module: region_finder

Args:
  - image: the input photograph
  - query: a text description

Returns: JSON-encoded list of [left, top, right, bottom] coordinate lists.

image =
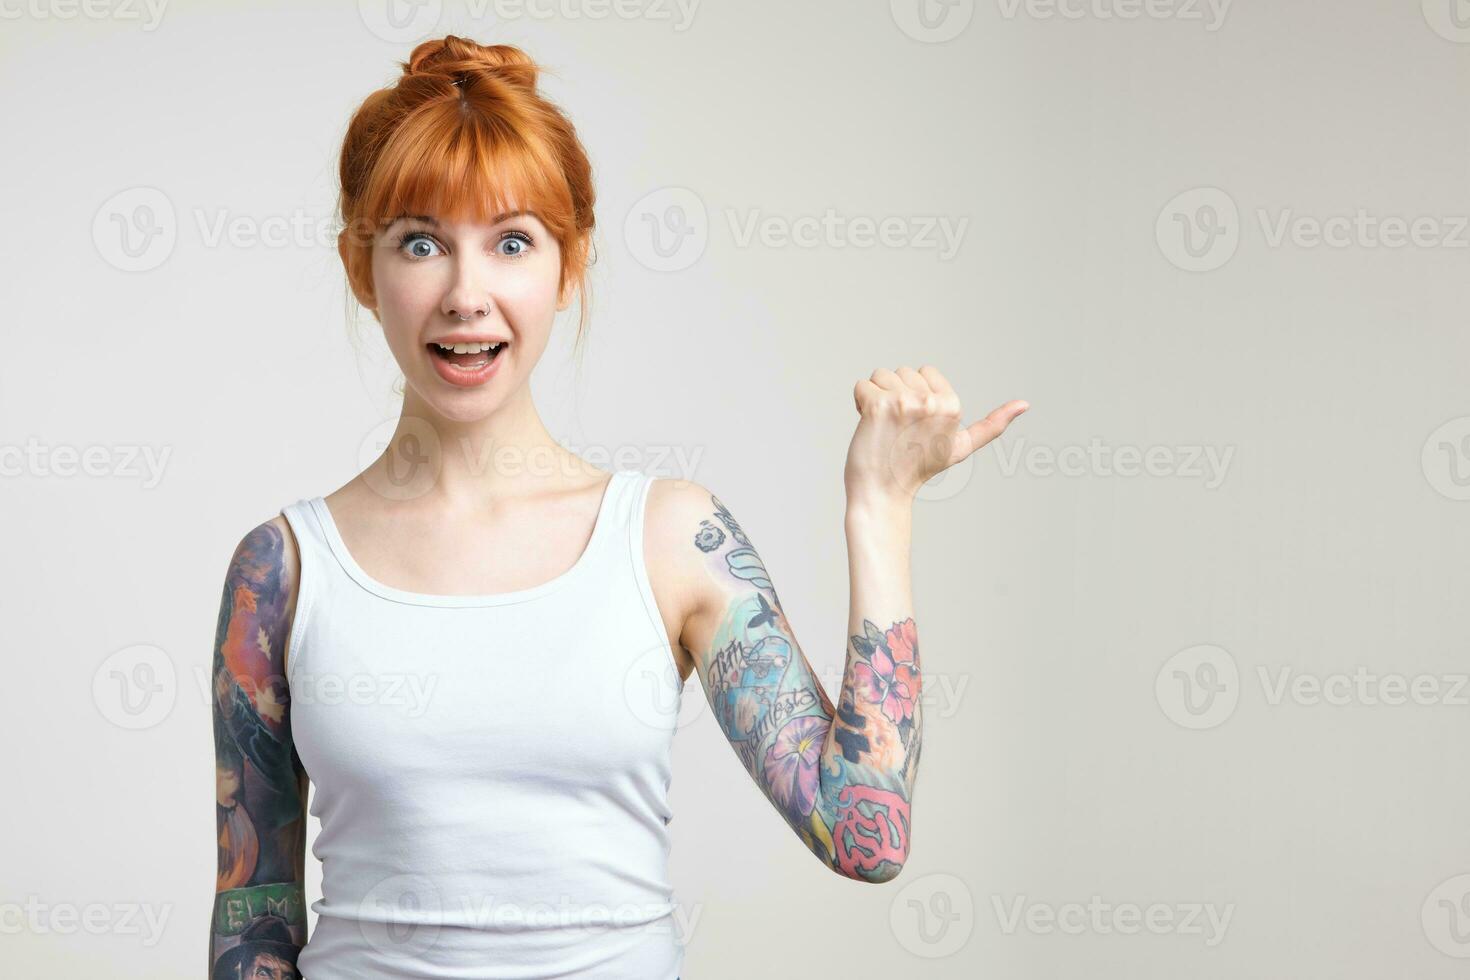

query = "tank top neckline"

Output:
[[305, 468, 634, 608]]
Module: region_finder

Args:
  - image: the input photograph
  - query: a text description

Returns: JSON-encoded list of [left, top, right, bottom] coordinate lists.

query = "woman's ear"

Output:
[[556, 234, 591, 312], [556, 272, 577, 313], [338, 231, 377, 311]]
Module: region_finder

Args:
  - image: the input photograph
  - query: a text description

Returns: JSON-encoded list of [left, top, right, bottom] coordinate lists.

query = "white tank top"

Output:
[[278, 468, 685, 979]]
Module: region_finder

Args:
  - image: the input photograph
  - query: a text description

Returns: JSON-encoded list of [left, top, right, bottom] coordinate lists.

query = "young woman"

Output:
[[208, 34, 1026, 980]]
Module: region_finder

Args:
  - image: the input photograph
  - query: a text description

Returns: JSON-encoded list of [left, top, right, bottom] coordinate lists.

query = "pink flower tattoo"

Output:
[[853, 618, 919, 725]]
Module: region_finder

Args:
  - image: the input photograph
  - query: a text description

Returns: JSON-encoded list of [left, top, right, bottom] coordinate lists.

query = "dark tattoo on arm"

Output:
[[211, 521, 308, 979]]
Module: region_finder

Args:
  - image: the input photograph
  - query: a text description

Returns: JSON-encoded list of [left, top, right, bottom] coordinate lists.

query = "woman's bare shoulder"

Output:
[[218, 513, 302, 676], [643, 476, 734, 613]]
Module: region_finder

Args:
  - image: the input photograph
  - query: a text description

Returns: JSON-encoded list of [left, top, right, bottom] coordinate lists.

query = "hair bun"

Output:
[[402, 35, 539, 91]]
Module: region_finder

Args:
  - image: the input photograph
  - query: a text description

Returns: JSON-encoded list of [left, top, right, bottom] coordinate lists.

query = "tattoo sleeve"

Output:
[[688, 493, 920, 883], [210, 521, 308, 979]]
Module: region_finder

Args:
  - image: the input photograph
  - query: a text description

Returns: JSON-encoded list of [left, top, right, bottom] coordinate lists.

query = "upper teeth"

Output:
[[436, 342, 503, 354]]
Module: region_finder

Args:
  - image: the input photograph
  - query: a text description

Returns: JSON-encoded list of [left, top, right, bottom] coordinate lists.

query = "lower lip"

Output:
[[428, 345, 506, 388]]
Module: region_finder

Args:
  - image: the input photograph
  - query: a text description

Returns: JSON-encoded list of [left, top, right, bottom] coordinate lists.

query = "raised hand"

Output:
[[845, 365, 1029, 504]]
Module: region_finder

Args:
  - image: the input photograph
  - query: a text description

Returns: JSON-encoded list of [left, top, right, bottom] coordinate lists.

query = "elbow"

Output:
[[829, 851, 910, 884], [813, 788, 913, 883], [840, 862, 907, 884]]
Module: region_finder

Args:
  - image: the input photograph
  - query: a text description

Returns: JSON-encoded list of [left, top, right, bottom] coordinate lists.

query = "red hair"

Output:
[[336, 36, 597, 345]]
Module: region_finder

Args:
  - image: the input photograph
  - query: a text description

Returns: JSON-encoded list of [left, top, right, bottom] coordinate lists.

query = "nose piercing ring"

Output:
[[457, 306, 489, 321]]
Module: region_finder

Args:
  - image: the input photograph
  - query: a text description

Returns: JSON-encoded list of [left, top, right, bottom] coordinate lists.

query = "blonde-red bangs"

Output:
[[355, 100, 576, 248]]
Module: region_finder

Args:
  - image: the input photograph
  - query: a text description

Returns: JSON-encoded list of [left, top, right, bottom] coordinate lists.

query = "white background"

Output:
[[3, 0, 1469, 976]]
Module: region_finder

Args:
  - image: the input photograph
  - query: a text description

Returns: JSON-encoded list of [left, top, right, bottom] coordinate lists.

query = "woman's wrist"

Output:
[[844, 487, 914, 532]]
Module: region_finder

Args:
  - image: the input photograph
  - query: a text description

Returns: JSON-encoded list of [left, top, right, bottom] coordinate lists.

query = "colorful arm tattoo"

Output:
[[210, 521, 308, 979], [690, 494, 920, 883]]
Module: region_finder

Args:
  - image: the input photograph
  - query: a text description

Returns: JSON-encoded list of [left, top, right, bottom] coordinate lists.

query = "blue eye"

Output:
[[498, 231, 533, 258], [397, 231, 442, 259], [394, 229, 532, 259]]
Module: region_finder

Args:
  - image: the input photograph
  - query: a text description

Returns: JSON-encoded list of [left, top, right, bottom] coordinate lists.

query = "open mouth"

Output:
[[426, 340, 508, 370]]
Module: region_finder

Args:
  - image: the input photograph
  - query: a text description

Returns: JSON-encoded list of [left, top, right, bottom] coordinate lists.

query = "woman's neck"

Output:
[[367, 383, 599, 507]]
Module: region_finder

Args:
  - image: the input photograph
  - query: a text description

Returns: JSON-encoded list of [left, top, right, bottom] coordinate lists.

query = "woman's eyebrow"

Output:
[[386, 210, 531, 227]]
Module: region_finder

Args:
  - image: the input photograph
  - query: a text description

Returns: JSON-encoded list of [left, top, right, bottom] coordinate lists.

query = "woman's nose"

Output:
[[445, 296, 491, 319], [443, 272, 495, 320]]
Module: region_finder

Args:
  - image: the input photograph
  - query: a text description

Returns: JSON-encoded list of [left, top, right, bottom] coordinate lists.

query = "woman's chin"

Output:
[[405, 371, 515, 423]]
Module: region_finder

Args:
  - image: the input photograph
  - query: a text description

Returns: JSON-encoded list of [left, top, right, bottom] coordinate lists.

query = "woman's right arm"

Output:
[[210, 517, 309, 978]]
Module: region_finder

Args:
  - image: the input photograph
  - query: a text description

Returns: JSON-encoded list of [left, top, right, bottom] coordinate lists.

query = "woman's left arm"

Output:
[[662, 365, 1027, 883]]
